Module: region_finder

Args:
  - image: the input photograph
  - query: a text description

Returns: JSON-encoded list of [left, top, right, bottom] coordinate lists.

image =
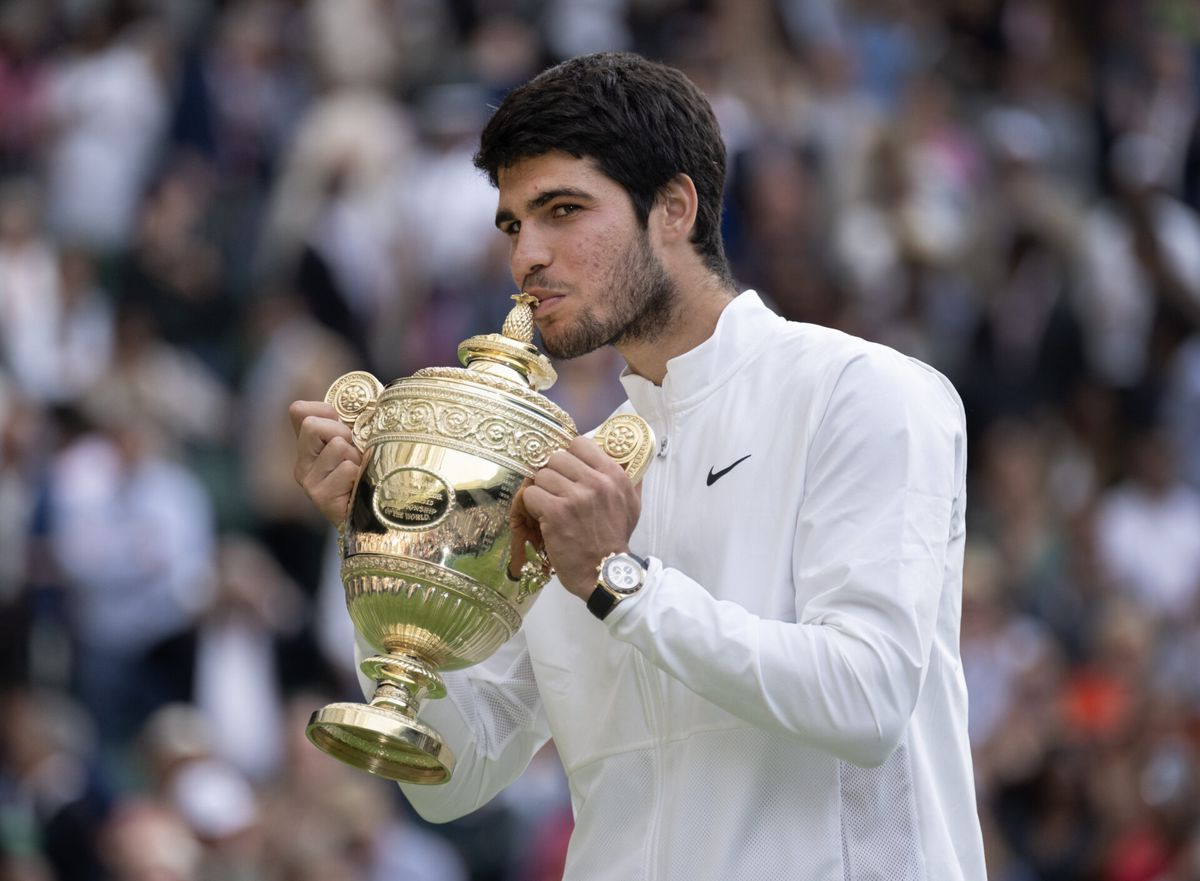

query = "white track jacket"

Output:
[[377, 291, 988, 880]]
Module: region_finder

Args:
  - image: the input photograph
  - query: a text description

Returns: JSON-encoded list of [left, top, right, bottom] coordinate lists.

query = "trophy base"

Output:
[[306, 702, 455, 784]]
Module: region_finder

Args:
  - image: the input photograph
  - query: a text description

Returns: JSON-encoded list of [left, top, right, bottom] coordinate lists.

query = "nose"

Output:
[[510, 225, 551, 287]]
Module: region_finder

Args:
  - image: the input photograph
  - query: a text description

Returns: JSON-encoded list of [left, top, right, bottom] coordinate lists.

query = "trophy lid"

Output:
[[456, 294, 557, 391], [406, 293, 576, 434]]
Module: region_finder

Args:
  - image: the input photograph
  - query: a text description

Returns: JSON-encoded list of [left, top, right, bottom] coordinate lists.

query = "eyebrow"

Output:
[[494, 186, 595, 229]]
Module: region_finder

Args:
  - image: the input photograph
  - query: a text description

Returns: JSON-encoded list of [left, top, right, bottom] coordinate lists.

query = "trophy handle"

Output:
[[593, 413, 656, 484], [325, 371, 384, 451]]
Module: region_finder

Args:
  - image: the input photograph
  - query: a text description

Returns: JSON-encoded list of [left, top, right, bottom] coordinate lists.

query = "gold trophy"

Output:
[[306, 294, 655, 784]]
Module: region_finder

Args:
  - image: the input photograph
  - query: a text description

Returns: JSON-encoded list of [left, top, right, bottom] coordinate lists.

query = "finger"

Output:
[[297, 414, 357, 462], [290, 400, 339, 436], [306, 457, 362, 524], [302, 434, 362, 489], [311, 456, 362, 497], [570, 434, 626, 475], [507, 488, 544, 577], [532, 466, 575, 497], [520, 484, 557, 522], [508, 484, 538, 529], [542, 449, 592, 482]]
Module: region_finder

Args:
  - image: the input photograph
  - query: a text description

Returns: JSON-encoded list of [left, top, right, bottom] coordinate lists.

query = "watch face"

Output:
[[602, 554, 644, 595]]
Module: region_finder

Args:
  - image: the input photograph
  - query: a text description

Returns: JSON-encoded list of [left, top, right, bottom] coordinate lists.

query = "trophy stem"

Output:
[[305, 652, 455, 784], [372, 681, 424, 717], [361, 652, 446, 701]]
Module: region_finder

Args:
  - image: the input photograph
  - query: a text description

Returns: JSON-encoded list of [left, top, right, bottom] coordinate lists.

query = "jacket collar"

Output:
[[619, 290, 780, 414]]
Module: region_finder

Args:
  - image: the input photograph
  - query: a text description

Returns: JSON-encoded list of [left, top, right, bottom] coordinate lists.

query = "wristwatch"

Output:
[[587, 552, 649, 621]]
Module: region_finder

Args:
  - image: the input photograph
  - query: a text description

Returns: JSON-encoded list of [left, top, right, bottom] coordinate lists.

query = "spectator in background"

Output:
[[1076, 133, 1200, 388], [116, 159, 236, 380], [1094, 423, 1200, 620], [258, 87, 416, 370], [97, 799, 201, 881], [257, 696, 468, 881], [0, 1, 51, 177], [46, 412, 216, 746], [41, 3, 168, 252], [201, 0, 305, 186], [238, 289, 357, 594], [0, 688, 107, 881], [191, 536, 304, 781], [166, 757, 265, 881], [1164, 332, 1200, 490], [0, 183, 114, 404], [86, 304, 231, 451], [0, 180, 61, 401]]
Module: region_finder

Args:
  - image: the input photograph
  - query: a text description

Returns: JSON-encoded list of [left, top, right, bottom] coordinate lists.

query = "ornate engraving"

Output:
[[595, 413, 656, 484], [360, 382, 574, 476], [476, 417, 511, 451], [399, 400, 435, 432], [509, 543, 552, 604], [342, 554, 522, 634], [412, 367, 575, 430], [325, 371, 383, 427], [600, 423, 637, 457], [437, 405, 474, 438]]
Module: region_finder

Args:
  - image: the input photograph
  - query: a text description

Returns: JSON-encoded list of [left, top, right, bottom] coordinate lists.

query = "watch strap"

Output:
[[586, 585, 619, 620]]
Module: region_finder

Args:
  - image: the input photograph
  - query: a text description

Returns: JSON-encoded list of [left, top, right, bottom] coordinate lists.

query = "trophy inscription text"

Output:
[[373, 467, 455, 530]]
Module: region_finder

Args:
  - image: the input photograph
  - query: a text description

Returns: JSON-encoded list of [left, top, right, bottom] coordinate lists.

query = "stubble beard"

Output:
[[540, 230, 677, 360]]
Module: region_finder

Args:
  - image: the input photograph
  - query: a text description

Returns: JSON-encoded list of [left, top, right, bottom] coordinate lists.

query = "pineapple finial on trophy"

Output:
[[456, 292, 557, 391], [502, 292, 538, 343]]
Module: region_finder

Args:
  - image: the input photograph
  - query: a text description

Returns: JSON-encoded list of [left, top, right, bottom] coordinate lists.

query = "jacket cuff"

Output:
[[602, 555, 662, 629]]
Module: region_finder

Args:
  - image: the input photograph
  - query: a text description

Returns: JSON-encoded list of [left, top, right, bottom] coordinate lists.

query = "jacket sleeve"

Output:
[[354, 629, 552, 822], [605, 353, 967, 768]]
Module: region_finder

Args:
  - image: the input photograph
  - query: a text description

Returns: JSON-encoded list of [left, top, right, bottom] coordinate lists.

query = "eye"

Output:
[[551, 203, 580, 219], [501, 220, 520, 236]]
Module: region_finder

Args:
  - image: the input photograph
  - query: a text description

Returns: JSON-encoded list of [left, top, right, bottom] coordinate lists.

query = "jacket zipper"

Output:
[[639, 404, 672, 880]]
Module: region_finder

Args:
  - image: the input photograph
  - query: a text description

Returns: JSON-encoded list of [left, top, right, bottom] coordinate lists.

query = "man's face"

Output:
[[494, 152, 675, 359]]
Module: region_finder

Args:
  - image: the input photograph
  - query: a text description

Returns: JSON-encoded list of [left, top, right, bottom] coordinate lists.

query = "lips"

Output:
[[534, 295, 565, 316], [524, 289, 566, 317]]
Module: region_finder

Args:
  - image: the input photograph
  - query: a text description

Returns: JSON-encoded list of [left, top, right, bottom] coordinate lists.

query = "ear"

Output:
[[654, 173, 699, 246]]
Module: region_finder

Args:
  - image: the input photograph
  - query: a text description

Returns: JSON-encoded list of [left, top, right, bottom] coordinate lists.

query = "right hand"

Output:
[[289, 400, 363, 526]]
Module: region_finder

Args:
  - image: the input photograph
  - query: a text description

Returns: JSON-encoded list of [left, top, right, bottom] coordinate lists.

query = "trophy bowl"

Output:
[[306, 295, 654, 783]]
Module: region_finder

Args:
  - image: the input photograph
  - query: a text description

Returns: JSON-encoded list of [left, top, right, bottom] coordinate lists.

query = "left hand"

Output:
[[520, 435, 641, 599]]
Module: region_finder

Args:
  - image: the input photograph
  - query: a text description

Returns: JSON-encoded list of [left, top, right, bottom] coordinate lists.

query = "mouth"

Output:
[[524, 289, 566, 317]]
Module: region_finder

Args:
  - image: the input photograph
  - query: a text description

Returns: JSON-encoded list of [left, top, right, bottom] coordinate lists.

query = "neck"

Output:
[[616, 270, 737, 385]]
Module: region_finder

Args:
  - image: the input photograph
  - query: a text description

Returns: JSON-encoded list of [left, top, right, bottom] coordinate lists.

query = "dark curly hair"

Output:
[[474, 52, 732, 283]]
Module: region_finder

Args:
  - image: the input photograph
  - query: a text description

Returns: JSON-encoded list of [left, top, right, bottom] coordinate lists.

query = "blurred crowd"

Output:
[[0, 0, 1198, 879]]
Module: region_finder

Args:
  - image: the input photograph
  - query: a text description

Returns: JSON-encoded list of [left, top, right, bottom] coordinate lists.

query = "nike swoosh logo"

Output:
[[706, 454, 752, 486]]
